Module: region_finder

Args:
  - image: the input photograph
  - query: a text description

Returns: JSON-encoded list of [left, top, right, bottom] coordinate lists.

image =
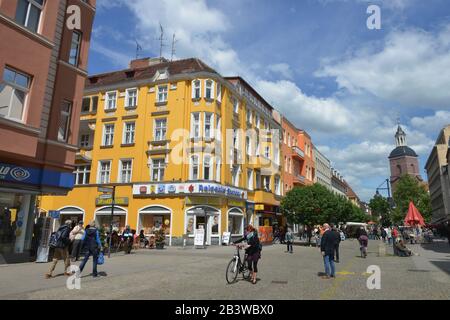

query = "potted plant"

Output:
[[155, 227, 166, 249]]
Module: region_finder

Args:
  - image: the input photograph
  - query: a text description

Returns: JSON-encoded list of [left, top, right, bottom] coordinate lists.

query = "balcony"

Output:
[[293, 174, 306, 186], [147, 140, 171, 155], [292, 146, 305, 159], [76, 148, 92, 162]]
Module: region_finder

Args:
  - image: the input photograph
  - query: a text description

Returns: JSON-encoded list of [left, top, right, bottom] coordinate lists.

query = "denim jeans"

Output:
[[323, 255, 335, 277], [79, 249, 98, 276]]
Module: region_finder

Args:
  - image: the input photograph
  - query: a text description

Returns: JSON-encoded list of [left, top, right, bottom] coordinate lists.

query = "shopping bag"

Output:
[[97, 251, 104, 265]]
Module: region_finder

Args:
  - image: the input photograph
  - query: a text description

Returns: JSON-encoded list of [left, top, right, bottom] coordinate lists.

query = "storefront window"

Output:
[[0, 192, 37, 263], [228, 209, 243, 235]]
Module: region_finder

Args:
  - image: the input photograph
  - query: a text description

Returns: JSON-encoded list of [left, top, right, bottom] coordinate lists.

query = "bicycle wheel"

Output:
[[241, 265, 251, 280], [226, 258, 239, 284]]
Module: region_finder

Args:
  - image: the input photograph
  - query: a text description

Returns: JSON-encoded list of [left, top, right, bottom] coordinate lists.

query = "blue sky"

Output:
[[89, 0, 450, 201]]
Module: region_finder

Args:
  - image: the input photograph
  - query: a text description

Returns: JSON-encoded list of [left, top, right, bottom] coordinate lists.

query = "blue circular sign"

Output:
[[17, 221, 23, 228]]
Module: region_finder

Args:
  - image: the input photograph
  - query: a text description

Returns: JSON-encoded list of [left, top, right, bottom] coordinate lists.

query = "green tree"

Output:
[[281, 183, 367, 227], [392, 175, 432, 225], [369, 194, 391, 227]]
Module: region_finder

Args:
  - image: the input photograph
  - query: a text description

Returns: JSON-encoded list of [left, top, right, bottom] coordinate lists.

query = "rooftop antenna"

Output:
[[156, 23, 167, 61], [135, 39, 143, 60], [171, 33, 178, 61]]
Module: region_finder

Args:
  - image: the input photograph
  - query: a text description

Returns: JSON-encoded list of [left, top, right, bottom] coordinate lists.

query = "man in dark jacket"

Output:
[[320, 223, 339, 279], [79, 220, 102, 277], [45, 220, 72, 279], [331, 225, 341, 263]]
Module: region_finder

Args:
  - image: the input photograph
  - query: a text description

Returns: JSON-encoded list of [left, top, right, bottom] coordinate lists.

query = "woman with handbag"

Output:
[[79, 220, 102, 278]]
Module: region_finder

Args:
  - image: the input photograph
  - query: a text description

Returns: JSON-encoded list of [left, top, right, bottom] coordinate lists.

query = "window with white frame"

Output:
[[119, 159, 132, 183], [264, 146, 270, 158], [154, 118, 167, 141], [204, 112, 214, 139], [205, 80, 214, 99], [246, 108, 251, 124], [203, 155, 212, 180], [215, 157, 221, 182], [256, 135, 260, 156], [190, 155, 199, 180], [233, 98, 239, 114], [151, 158, 165, 182], [216, 82, 222, 102], [247, 169, 253, 190], [123, 122, 135, 144], [264, 176, 271, 192], [285, 156, 288, 172], [228, 211, 243, 235], [80, 134, 90, 148], [283, 130, 286, 144], [288, 133, 291, 147], [69, 30, 82, 66], [232, 165, 240, 187], [0, 67, 30, 122], [215, 115, 221, 141], [256, 114, 260, 128], [289, 158, 292, 174], [105, 91, 117, 110], [102, 124, 114, 146], [255, 171, 261, 189], [246, 136, 251, 156], [15, 0, 45, 33], [125, 88, 137, 107], [192, 80, 201, 99], [157, 85, 168, 103], [274, 176, 280, 195], [98, 161, 111, 184], [58, 101, 72, 142], [191, 113, 200, 139], [74, 165, 90, 185]]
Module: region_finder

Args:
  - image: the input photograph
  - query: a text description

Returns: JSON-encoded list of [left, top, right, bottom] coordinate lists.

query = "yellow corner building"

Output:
[[40, 57, 283, 245]]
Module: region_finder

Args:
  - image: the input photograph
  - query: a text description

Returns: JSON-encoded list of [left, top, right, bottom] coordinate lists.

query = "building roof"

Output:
[[389, 146, 418, 158], [85, 58, 219, 89]]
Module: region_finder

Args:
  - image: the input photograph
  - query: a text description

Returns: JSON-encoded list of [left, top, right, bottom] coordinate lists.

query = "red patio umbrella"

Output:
[[404, 201, 425, 226]]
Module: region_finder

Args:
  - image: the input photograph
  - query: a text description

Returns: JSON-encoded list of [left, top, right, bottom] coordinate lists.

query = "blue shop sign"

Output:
[[0, 162, 74, 189], [49, 210, 60, 219]]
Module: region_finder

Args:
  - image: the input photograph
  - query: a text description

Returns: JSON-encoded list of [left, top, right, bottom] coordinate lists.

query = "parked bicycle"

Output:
[[226, 244, 251, 284]]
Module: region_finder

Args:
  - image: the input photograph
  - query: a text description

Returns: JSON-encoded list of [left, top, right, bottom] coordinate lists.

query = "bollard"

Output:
[[378, 242, 386, 257]]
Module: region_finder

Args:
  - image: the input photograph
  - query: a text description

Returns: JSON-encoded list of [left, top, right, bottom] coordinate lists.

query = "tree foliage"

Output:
[[281, 183, 367, 227], [392, 175, 432, 224], [369, 194, 391, 227]]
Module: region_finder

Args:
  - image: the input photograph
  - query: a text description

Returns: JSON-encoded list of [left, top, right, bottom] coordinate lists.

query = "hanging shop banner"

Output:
[[133, 182, 247, 200], [185, 196, 223, 206]]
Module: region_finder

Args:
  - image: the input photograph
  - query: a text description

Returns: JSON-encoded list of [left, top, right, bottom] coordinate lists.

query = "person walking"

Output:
[[79, 221, 102, 278], [233, 225, 261, 284], [381, 227, 387, 243], [45, 220, 72, 279], [386, 227, 392, 245], [320, 223, 339, 279], [70, 221, 85, 262], [122, 225, 133, 254], [285, 228, 293, 253], [332, 225, 341, 263]]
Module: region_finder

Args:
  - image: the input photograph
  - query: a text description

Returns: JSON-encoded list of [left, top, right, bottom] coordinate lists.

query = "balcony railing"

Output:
[[293, 174, 306, 185], [292, 146, 305, 159]]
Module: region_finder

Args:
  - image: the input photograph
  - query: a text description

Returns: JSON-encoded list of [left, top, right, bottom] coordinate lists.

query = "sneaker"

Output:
[[335, 260, 340, 263], [44, 274, 52, 279]]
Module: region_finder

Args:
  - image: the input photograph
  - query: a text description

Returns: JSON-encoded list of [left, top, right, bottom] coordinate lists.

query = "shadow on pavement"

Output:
[[429, 260, 450, 276], [420, 241, 450, 254]]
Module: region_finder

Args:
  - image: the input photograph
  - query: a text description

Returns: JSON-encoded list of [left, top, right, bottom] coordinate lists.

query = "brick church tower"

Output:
[[389, 123, 423, 191]]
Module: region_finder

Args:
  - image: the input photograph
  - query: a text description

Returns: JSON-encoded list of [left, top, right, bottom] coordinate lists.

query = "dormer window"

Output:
[[157, 85, 168, 103]]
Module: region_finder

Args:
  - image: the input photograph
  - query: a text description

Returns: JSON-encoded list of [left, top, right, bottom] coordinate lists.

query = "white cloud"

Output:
[[317, 24, 450, 109], [410, 111, 450, 139], [267, 63, 294, 80]]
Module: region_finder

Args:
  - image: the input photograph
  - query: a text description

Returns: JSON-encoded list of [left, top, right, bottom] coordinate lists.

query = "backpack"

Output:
[[49, 227, 69, 248], [49, 231, 60, 248]]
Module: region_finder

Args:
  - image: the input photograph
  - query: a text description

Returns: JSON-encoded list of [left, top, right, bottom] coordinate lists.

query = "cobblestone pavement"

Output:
[[0, 239, 449, 300]]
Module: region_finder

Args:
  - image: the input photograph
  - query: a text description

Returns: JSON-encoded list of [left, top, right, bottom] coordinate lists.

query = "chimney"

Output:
[[129, 57, 169, 69]]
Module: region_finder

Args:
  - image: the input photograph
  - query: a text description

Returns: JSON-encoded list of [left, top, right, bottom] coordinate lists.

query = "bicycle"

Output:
[[226, 244, 251, 284]]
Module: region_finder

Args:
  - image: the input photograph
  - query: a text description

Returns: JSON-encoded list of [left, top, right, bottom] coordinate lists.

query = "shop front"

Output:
[[185, 205, 221, 246], [51, 206, 85, 232], [94, 206, 127, 233], [227, 207, 244, 243], [0, 162, 74, 264], [137, 205, 172, 246]]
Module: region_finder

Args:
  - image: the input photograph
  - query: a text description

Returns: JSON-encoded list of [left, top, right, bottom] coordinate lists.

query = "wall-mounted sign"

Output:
[[49, 210, 60, 219], [228, 200, 245, 208], [185, 196, 223, 206], [255, 204, 265, 211], [133, 182, 247, 200], [95, 197, 129, 206]]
